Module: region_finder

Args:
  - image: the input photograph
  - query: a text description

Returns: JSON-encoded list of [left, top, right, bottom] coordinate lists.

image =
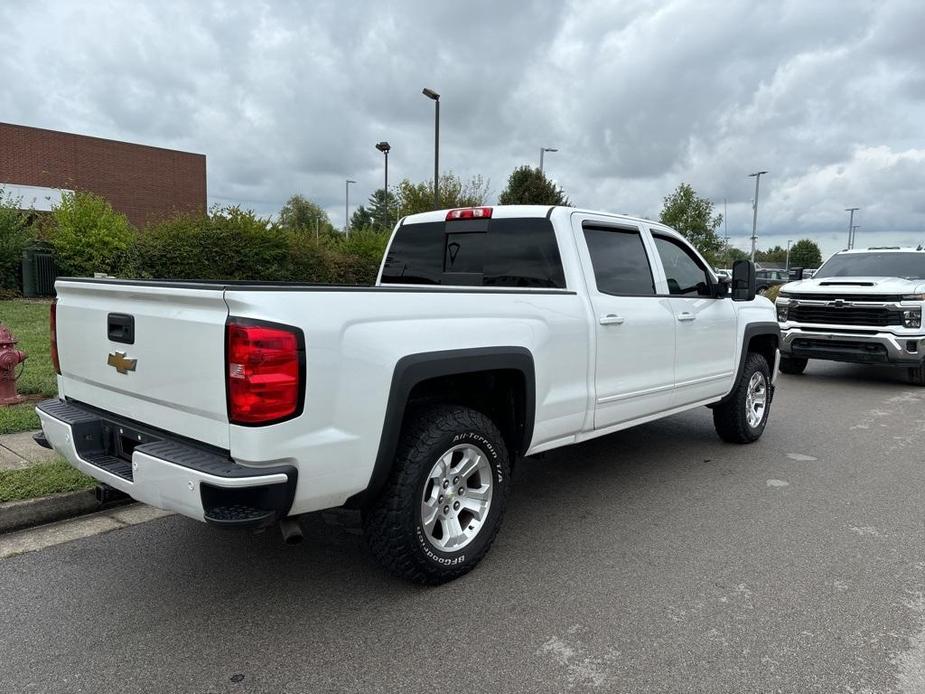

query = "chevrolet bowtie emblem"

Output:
[[107, 351, 137, 374]]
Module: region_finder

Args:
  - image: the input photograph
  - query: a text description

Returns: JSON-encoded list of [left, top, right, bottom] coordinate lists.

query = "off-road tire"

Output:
[[909, 364, 925, 386], [363, 405, 511, 585], [779, 356, 808, 375], [713, 352, 772, 444]]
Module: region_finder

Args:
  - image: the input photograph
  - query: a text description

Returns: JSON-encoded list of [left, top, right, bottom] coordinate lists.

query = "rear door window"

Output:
[[381, 217, 566, 288], [582, 226, 655, 295]]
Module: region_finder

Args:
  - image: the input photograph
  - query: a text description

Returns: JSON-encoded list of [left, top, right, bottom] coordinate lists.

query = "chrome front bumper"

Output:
[[780, 327, 925, 365]]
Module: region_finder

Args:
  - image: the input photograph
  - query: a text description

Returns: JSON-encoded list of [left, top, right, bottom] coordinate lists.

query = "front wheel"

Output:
[[779, 356, 808, 375], [363, 405, 511, 584], [713, 352, 772, 443]]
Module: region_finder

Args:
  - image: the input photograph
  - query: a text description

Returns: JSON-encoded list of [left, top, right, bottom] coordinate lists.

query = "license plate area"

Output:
[[100, 422, 160, 462]]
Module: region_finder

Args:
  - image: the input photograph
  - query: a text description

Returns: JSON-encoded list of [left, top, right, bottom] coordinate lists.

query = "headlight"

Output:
[[776, 298, 790, 322], [903, 309, 922, 329], [902, 294, 925, 301]]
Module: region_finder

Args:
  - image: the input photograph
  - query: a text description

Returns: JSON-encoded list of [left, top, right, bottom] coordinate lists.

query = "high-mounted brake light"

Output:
[[446, 207, 493, 221], [226, 320, 305, 425], [50, 299, 60, 375]]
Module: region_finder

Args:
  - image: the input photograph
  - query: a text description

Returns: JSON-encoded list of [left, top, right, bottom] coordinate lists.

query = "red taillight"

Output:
[[50, 300, 60, 375], [446, 207, 493, 220], [226, 320, 304, 425]]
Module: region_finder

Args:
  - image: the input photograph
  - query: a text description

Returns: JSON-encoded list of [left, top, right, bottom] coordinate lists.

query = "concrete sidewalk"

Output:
[[0, 430, 58, 470]]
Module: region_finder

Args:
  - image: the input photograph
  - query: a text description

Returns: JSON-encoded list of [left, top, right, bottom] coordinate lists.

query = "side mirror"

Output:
[[731, 260, 756, 301], [789, 267, 804, 281], [712, 275, 731, 298]]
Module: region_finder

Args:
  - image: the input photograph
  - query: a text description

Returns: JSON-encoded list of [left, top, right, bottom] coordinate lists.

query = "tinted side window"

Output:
[[583, 227, 655, 295], [381, 223, 444, 284], [483, 219, 565, 288], [653, 236, 712, 296], [380, 218, 565, 288]]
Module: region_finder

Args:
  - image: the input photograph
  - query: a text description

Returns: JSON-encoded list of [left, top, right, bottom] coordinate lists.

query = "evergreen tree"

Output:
[[497, 166, 570, 206]]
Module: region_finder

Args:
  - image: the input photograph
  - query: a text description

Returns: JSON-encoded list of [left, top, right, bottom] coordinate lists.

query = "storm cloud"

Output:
[[2, 0, 924, 256]]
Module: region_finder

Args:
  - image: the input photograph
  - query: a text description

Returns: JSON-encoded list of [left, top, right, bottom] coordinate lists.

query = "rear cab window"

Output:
[[380, 217, 566, 288]]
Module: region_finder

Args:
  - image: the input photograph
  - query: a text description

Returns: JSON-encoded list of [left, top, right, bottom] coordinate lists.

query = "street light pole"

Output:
[[786, 239, 793, 272], [748, 171, 768, 262], [852, 225, 860, 249], [422, 88, 440, 209], [376, 141, 391, 227], [845, 207, 859, 249], [345, 179, 356, 237], [539, 147, 558, 174]]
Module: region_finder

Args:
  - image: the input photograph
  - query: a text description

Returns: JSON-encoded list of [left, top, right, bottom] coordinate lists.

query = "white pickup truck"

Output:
[[36, 205, 779, 583], [776, 247, 925, 385]]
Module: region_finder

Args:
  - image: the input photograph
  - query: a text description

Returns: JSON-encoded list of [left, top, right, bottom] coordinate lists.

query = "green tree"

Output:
[[350, 204, 374, 231], [50, 191, 134, 277], [789, 239, 822, 268], [367, 188, 399, 230], [396, 172, 491, 215], [756, 245, 788, 263], [0, 189, 31, 291], [278, 194, 333, 234], [658, 183, 724, 265], [725, 247, 750, 265], [497, 166, 570, 206]]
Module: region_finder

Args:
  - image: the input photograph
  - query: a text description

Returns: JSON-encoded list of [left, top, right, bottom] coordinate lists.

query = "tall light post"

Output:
[[786, 239, 793, 272], [539, 147, 558, 174], [375, 141, 391, 227], [852, 225, 860, 249], [422, 87, 440, 209], [845, 207, 859, 249], [748, 171, 768, 262], [345, 178, 356, 237]]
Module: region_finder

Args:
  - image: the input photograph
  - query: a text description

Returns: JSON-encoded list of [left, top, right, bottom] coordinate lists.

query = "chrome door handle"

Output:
[[677, 312, 696, 322], [599, 314, 625, 325]]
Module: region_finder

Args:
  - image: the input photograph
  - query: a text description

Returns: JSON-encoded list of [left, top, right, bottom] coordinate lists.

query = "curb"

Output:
[[0, 490, 133, 535]]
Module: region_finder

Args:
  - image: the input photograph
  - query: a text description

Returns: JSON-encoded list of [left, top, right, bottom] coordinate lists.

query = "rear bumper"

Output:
[[780, 327, 925, 365], [36, 399, 297, 528]]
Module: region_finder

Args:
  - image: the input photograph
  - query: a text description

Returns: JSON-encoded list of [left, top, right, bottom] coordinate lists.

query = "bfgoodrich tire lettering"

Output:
[[713, 352, 772, 443], [363, 405, 511, 584]]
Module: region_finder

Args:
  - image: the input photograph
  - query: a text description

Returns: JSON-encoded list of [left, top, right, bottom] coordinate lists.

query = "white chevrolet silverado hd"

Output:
[[36, 205, 779, 583], [776, 247, 925, 385]]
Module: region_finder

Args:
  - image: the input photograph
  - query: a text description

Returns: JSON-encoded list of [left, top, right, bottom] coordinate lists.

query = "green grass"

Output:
[[0, 459, 94, 503], [0, 404, 40, 435], [0, 299, 55, 434]]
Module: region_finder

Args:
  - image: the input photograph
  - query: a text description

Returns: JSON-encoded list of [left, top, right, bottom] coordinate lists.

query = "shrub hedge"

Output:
[[1, 191, 392, 289], [0, 192, 31, 292], [51, 192, 134, 277]]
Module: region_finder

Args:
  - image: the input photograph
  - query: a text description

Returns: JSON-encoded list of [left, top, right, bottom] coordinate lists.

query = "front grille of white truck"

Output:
[[789, 305, 903, 327]]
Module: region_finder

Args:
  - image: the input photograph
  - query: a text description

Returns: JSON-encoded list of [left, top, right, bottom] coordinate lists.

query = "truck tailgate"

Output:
[[54, 280, 230, 448]]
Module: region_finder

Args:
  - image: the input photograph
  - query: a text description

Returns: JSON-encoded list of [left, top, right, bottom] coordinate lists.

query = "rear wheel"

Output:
[[363, 405, 510, 584], [779, 356, 808, 375], [909, 364, 925, 386], [713, 352, 772, 443]]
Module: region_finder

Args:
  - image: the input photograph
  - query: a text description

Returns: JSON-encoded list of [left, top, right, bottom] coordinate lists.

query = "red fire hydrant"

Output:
[[0, 323, 27, 406]]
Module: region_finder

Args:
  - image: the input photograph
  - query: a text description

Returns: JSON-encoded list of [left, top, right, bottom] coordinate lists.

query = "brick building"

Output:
[[0, 122, 206, 227]]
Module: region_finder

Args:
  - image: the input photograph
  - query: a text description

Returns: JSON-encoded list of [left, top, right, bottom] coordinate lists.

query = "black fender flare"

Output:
[[346, 347, 536, 508], [716, 321, 781, 405]]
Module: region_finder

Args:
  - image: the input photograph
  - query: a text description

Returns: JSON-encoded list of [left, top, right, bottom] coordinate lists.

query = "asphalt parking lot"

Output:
[[2, 361, 924, 694]]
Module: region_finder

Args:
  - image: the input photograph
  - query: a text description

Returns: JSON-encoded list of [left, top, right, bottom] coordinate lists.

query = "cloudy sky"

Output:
[[2, 0, 925, 256]]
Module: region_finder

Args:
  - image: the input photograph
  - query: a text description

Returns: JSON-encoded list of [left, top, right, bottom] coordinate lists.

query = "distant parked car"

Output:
[[755, 269, 789, 294]]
